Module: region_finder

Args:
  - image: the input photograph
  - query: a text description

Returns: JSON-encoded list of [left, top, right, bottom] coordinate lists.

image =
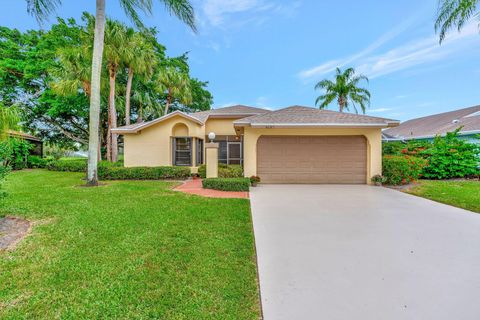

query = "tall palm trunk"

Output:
[[338, 96, 346, 113], [87, 0, 106, 186], [125, 67, 134, 125], [107, 65, 118, 162], [164, 88, 172, 115]]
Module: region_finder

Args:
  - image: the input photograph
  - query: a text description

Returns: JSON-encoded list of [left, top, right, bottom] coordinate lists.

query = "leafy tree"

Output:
[[435, 0, 479, 43], [315, 67, 371, 113], [155, 66, 192, 115], [26, 0, 197, 185]]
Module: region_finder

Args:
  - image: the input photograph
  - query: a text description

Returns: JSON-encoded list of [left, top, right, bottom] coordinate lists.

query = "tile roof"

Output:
[[234, 106, 399, 127], [112, 106, 270, 133], [8, 130, 42, 142], [384, 105, 480, 139], [190, 105, 269, 122]]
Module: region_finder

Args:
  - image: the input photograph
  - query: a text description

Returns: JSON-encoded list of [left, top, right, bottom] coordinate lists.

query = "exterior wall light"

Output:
[[208, 132, 216, 142]]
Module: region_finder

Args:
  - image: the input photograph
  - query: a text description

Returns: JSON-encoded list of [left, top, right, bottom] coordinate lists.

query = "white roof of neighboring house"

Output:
[[384, 105, 480, 140]]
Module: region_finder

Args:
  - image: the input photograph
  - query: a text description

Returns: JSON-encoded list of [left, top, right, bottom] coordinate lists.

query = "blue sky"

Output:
[[2, 0, 480, 121]]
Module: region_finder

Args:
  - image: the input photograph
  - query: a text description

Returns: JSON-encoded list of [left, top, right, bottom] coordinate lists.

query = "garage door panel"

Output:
[[257, 136, 367, 184]]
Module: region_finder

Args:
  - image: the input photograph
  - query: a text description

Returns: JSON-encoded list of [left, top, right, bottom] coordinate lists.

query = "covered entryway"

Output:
[[257, 135, 367, 184]]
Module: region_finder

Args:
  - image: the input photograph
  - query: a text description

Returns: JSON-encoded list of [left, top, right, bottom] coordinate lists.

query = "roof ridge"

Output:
[[402, 105, 480, 123]]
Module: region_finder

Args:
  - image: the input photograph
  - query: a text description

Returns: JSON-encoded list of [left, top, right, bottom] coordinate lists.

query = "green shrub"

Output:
[[0, 138, 33, 170], [46, 159, 123, 172], [98, 166, 191, 180], [198, 163, 244, 178], [202, 178, 250, 191], [421, 130, 479, 179], [27, 155, 50, 168], [47, 159, 87, 172], [382, 155, 428, 185], [382, 140, 432, 156], [0, 165, 11, 198]]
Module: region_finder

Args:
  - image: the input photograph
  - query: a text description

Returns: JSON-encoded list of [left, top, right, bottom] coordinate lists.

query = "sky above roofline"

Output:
[[2, 0, 480, 121]]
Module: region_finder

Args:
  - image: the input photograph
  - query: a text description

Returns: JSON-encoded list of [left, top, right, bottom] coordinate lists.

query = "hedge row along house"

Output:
[[112, 105, 399, 184]]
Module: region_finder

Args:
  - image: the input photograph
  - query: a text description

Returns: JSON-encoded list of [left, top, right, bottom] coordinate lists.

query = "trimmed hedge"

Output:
[[202, 178, 251, 191], [383, 155, 428, 185], [27, 155, 51, 169], [47, 159, 190, 180], [46, 159, 123, 172], [98, 166, 191, 180], [198, 164, 243, 178]]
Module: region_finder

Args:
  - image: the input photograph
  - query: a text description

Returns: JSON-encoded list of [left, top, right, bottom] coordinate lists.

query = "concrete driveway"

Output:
[[250, 185, 480, 320]]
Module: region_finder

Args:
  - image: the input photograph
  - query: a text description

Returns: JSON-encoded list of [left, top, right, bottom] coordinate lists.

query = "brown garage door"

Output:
[[257, 136, 367, 184]]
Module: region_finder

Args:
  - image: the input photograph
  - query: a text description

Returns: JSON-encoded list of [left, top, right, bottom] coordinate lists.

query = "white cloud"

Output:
[[368, 108, 392, 113], [298, 16, 418, 79], [254, 96, 268, 107], [214, 102, 238, 109], [203, 0, 261, 26], [298, 21, 480, 81], [200, 0, 301, 27]]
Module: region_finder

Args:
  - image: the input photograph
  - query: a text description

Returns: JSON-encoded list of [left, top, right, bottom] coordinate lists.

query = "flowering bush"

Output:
[[382, 155, 428, 185]]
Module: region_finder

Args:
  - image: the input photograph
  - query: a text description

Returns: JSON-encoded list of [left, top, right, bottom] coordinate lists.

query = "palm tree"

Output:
[[104, 20, 128, 162], [315, 67, 371, 114], [0, 104, 20, 141], [124, 31, 156, 125], [52, 44, 92, 97], [435, 0, 479, 43], [155, 66, 192, 115], [26, 0, 196, 186]]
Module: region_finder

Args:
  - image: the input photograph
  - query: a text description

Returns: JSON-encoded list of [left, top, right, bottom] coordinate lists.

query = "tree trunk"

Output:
[[86, 0, 106, 186], [108, 66, 118, 163], [164, 88, 172, 115], [338, 96, 346, 113], [137, 102, 143, 123], [125, 68, 134, 125]]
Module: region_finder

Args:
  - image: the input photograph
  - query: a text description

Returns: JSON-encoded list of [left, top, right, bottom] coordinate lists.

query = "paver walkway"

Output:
[[174, 179, 249, 199]]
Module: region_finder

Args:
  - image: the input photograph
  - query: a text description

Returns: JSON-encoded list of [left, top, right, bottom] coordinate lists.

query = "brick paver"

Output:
[[174, 179, 249, 199]]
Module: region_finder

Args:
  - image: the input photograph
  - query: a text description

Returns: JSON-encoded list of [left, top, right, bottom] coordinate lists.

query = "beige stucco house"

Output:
[[112, 105, 399, 184]]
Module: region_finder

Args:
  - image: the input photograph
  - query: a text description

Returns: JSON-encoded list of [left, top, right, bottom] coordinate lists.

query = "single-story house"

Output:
[[383, 105, 480, 144], [8, 130, 43, 156], [112, 105, 399, 184]]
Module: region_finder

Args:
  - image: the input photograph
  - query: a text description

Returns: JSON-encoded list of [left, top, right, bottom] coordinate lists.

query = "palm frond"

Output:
[[26, 0, 61, 23], [315, 93, 336, 109], [314, 79, 334, 90], [0, 105, 20, 140], [159, 0, 197, 32], [119, 0, 152, 30], [435, 0, 480, 43]]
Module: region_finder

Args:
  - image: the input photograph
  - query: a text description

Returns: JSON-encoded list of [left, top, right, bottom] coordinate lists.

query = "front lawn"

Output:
[[0, 170, 260, 319], [406, 180, 480, 213]]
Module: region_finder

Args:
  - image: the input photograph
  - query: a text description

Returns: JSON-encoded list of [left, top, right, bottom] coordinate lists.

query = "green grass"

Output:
[[406, 180, 480, 213], [0, 170, 260, 319]]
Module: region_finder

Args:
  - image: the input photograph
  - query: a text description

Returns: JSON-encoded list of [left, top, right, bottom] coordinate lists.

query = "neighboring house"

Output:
[[112, 105, 399, 184], [8, 131, 43, 156], [383, 105, 480, 144]]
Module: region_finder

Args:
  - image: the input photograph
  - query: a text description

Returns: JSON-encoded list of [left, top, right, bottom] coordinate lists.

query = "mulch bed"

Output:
[[0, 216, 31, 250]]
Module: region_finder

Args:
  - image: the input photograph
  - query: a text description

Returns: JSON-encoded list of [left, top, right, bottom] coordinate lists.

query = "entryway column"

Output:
[[205, 143, 219, 178]]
